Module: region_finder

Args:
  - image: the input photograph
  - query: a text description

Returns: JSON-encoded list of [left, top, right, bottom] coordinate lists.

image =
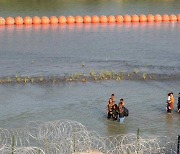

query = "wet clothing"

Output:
[[119, 117, 125, 123], [107, 103, 113, 119], [112, 109, 119, 120], [167, 103, 171, 113], [107, 112, 113, 119], [178, 97, 180, 111], [119, 107, 125, 118], [123, 107, 129, 117], [170, 96, 174, 110], [119, 107, 129, 118]]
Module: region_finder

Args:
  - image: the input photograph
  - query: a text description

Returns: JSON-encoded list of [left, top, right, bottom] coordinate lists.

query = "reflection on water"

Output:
[[165, 113, 174, 133], [0, 0, 180, 139], [0, 23, 179, 78], [0, 81, 180, 138]]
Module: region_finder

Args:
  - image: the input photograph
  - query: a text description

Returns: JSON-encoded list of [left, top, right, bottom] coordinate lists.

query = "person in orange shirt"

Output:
[[170, 92, 174, 111]]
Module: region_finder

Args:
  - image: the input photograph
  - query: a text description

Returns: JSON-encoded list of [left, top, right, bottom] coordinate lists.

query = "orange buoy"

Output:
[[131, 14, 139, 22], [107, 15, 115, 23], [32, 16, 41, 24], [50, 16, 58, 24], [75, 16, 83, 23], [115, 15, 123, 23], [15, 16, 23, 25], [169, 14, 177, 22], [99, 16, 108, 23], [41, 16, 49, 24], [123, 15, 131, 22], [139, 14, 147, 22], [6, 17, 15, 25], [91, 15, 99, 23], [58, 16, 67, 24], [83, 16, 91, 23], [67, 16, 75, 24], [162, 14, 169, 22], [154, 14, 162, 22], [177, 14, 180, 22], [147, 14, 154, 22], [0, 17, 6, 25], [24, 16, 32, 25]]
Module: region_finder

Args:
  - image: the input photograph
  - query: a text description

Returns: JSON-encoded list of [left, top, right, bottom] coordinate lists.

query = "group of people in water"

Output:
[[106, 94, 128, 123], [106, 92, 180, 122], [166, 92, 180, 113]]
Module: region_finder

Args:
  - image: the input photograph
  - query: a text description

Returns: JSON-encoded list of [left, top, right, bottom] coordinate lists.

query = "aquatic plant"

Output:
[[90, 69, 96, 78], [24, 77, 29, 83], [143, 73, 147, 80], [39, 77, 44, 82], [133, 68, 139, 74], [81, 62, 85, 68], [30, 78, 34, 83], [16, 77, 21, 83], [0, 70, 177, 85]]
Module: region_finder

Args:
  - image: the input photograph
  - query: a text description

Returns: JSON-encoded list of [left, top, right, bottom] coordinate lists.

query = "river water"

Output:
[[0, 0, 180, 139]]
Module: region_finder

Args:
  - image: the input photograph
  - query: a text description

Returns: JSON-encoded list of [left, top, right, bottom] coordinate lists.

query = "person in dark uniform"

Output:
[[178, 93, 180, 113]]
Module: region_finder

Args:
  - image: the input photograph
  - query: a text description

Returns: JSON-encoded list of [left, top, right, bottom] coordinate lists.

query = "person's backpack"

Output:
[[123, 107, 129, 117]]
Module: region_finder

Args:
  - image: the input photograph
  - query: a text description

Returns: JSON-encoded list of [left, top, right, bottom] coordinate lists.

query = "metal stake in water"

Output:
[[177, 135, 180, 154]]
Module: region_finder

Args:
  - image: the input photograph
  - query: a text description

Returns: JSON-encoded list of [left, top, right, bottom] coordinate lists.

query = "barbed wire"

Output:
[[0, 119, 179, 154]]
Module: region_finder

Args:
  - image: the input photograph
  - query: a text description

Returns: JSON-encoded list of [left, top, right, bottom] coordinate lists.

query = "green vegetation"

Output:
[[0, 69, 155, 85]]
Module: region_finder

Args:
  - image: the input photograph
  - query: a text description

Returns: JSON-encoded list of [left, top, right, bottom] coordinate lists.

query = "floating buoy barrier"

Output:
[[41, 16, 49, 24], [139, 14, 147, 22], [99, 15, 108, 23], [91, 15, 99, 23], [24, 16, 32, 25], [83, 15, 91, 23], [5, 16, 15, 25], [162, 14, 170, 22], [123, 14, 131, 22], [154, 14, 162, 22], [116, 15, 124, 23], [0, 14, 179, 26], [147, 14, 154, 22], [58, 16, 67, 24], [32, 16, 41, 24], [15, 16, 23, 25]]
